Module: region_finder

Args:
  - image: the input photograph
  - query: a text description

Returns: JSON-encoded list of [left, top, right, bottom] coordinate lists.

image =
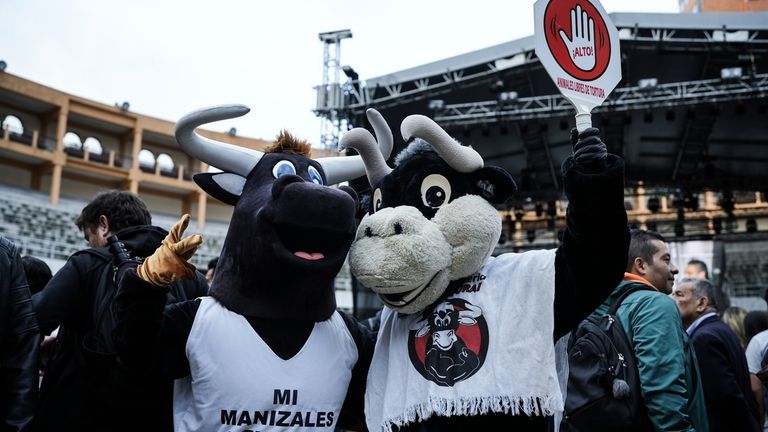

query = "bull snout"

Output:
[[271, 174, 305, 199], [359, 206, 426, 239], [269, 174, 358, 230]]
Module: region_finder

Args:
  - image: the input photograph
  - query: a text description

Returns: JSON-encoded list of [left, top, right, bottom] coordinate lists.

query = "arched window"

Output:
[[156, 153, 174, 172], [138, 149, 155, 168], [2, 115, 24, 135], [63, 132, 82, 149], [83, 137, 103, 155]]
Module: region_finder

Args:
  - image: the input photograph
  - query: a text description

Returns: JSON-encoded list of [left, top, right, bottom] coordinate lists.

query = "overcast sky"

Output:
[[2, 0, 678, 144]]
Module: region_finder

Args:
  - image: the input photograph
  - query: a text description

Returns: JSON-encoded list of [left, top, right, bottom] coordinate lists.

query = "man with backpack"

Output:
[[565, 229, 708, 431], [31, 190, 209, 431]]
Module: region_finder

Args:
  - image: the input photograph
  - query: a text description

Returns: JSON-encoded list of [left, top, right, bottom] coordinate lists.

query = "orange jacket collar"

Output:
[[623, 272, 659, 290]]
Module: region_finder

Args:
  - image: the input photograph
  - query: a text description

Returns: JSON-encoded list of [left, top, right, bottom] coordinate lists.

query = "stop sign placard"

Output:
[[534, 0, 621, 128]]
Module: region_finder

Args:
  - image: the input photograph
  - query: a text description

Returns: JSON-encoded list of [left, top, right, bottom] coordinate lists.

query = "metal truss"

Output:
[[313, 18, 768, 124], [314, 51, 539, 115], [433, 73, 768, 127]]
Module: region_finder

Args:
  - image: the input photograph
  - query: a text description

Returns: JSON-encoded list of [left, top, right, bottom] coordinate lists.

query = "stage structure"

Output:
[[316, 29, 353, 151], [314, 12, 768, 196], [314, 12, 768, 317]]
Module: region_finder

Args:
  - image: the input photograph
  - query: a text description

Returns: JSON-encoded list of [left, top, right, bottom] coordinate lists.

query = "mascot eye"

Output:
[[272, 160, 296, 178], [420, 174, 451, 209], [372, 188, 383, 213], [307, 166, 324, 185]]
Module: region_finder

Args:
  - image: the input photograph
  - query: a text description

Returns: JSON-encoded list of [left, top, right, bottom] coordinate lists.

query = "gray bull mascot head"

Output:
[[341, 110, 517, 314]]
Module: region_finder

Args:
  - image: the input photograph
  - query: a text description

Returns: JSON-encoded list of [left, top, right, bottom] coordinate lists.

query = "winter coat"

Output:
[[595, 279, 709, 432], [690, 315, 760, 432], [0, 236, 40, 432], [31, 225, 209, 432]]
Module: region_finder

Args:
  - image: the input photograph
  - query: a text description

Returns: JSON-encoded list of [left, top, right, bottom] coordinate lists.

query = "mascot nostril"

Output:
[[270, 174, 304, 198], [337, 184, 359, 202]]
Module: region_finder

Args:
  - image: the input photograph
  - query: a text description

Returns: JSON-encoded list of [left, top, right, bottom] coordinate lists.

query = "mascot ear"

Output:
[[193, 172, 245, 206], [471, 166, 518, 204]]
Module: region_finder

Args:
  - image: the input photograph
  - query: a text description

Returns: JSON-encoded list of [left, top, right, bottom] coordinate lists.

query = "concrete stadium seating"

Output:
[[0, 184, 226, 268]]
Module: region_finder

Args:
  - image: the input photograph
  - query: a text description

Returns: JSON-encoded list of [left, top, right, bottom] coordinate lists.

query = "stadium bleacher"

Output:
[[0, 183, 226, 268]]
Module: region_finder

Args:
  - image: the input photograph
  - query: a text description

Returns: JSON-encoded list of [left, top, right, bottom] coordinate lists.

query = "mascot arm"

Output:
[[113, 270, 199, 379], [112, 214, 203, 379], [552, 150, 629, 340], [336, 310, 377, 432]]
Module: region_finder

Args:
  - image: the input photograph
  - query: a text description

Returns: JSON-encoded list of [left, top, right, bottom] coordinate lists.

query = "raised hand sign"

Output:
[[559, 4, 596, 72], [534, 0, 621, 131]]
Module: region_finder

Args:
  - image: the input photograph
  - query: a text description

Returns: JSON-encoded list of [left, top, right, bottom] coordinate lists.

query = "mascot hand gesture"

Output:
[[137, 214, 203, 286]]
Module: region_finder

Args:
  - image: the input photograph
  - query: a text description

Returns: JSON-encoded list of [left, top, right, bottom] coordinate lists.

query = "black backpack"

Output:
[[563, 284, 654, 432], [68, 244, 131, 390]]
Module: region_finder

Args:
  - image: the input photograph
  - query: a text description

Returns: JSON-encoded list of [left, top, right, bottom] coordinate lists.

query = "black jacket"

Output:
[[31, 225, 208, 432], [0, 236, 40, 432], [690, 314, 761, 432]]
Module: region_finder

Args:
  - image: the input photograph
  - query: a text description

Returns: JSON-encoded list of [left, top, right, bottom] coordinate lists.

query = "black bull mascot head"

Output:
[[176, 105, 391, 321], [340, 110, 517, 314]]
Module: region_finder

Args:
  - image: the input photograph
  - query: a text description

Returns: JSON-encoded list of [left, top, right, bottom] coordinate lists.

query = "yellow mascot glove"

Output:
[[137, 214, 203, 287]]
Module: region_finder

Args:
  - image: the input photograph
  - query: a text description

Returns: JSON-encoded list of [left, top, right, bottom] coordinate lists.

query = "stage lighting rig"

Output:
[[342, 65, 358, 81], [318, 29, 352, 43]]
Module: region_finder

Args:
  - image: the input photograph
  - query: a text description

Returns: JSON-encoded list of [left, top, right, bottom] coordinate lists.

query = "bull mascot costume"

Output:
[[110, 105, 384, 431], [340, 110, 629, 431]]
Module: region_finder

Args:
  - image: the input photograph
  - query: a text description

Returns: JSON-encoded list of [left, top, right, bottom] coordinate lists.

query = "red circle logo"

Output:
[[544, 0, 611, 81]]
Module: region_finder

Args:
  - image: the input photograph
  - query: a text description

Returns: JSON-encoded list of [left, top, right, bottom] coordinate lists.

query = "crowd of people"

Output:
[[1, 127, 767, 432]]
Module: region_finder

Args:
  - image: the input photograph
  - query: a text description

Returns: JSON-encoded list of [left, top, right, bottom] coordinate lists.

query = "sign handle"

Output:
[[575, 109, 592, 133]]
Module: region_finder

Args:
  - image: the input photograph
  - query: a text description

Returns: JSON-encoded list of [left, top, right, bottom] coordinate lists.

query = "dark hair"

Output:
[[686, 259, 709, 279], [207, 257, 219, 271], [626, 229, 666, 272], [75, 190, 151, 233], [22, 255, 52, 295], [745, 311, 768, 344]]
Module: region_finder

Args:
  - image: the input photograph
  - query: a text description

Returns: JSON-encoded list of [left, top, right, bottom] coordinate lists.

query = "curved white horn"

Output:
[[401, 115, 483, 173], [338, 129, 393, 187], [366, 108, 393, 160], [320, 108, 394, 186], [315, 155, 363, 186], [175, 104, 263, 177]]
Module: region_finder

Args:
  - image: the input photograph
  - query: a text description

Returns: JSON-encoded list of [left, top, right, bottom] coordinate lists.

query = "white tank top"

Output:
[[173, 297, 358, 431]]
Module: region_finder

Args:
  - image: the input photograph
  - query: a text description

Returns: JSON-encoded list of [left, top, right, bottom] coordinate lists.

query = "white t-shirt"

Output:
[[365, 249, 562, 432], [174, 297, 358, 432], [746, 329, 768, 373]]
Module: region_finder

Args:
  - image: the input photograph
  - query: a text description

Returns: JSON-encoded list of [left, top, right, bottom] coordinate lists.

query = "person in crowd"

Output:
[[671, 278, 760, 431], [685, 258, 732, 312], [593, 229, 708, 431], [31, 190, 208, 431], [746, 310, 768, 346], [722, 306, 748, 348], [744, 290, 768, 428], [21, 256, 52, 296], [21, 255, 54, 388], [685, 259, 709, 280], [205, 257, 218, 285], [0, 235, 40, 432]]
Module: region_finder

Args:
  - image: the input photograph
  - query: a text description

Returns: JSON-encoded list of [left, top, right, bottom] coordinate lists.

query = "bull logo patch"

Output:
[[407, 298, 489, 386]]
